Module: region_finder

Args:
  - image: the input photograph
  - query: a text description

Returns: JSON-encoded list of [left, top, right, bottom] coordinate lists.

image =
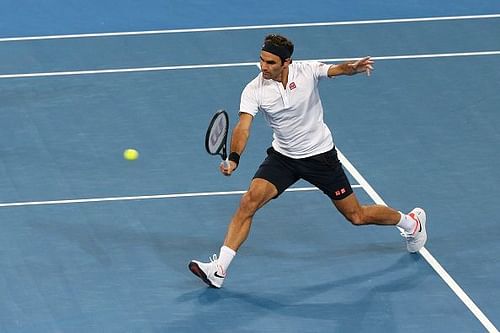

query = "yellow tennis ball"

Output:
[[123, 148, 139, 160]]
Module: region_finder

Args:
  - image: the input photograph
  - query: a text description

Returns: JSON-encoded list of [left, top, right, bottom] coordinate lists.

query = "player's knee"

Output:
[[238, 191, 261, 216]]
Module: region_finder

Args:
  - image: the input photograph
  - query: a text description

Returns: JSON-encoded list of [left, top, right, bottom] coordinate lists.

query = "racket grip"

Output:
[[222, 159, 230, 169]]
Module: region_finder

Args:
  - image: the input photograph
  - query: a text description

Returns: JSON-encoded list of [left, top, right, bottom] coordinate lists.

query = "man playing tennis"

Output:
[[189, 34, 427, 288]]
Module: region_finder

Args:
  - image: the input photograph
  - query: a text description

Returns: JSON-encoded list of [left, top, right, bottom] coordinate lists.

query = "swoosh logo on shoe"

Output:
[[214, 271, 225, 279]]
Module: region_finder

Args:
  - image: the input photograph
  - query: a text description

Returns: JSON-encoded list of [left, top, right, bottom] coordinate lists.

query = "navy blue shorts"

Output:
[[253, 147, 353, 200]]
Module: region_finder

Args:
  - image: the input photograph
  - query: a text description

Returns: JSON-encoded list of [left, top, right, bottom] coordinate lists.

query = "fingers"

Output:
[[220, 160, 237, 176], [220, 161, 231, 176], [366, 63, 374, 76], [358, 56, 371, 63], [354, 56, 374, 76]]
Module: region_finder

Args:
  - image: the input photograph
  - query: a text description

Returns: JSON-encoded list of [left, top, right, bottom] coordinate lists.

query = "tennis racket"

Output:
[[205, 110, 230, 168]]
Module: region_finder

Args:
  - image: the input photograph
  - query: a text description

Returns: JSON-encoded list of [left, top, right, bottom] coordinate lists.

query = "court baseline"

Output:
[[1, 13, 499, 42]]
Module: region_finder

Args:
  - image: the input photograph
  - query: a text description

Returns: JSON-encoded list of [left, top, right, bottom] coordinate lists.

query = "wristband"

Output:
[[228, 152, 240, 166]]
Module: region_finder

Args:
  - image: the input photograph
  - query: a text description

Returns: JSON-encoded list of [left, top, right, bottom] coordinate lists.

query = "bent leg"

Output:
[[223, 178, 278, 251], [333, 192, 400, 226]]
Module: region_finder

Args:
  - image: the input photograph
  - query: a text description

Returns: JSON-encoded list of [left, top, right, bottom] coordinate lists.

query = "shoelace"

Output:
[[400, 230, 415, 239], [209, 254, 218, 263], [208, 254, 225, 277]]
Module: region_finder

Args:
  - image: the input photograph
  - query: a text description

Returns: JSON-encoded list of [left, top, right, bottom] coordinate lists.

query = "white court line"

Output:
[[0, 185, 362, 208], [337, 148, 499, 333], [1, 50, 500, 80], [1, 14, 499, 42], [0, 62, 258, 79]]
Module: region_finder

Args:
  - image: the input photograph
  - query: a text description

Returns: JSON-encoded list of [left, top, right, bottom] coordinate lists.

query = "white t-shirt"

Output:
[[240, 61, 334, 159]]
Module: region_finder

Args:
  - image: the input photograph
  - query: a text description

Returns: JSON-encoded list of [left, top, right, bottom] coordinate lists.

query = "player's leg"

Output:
[[333, 192, 400, 226], [333, 194, 427, 252], [301, 148, 427, 252], [222, 147, 299, 252], [223, 178, 278, 251], [188, 179, 277, 289], [189, 147, 299, 288]]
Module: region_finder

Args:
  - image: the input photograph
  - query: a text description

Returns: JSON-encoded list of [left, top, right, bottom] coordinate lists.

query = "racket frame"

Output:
[[205, 110, 229, 164]]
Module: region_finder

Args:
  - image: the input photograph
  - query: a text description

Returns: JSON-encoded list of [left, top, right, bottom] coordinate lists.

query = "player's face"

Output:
[[260, 51, 289, 80]]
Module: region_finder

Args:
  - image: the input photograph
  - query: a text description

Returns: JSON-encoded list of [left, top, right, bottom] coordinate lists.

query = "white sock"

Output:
[[217, 246, 236, 275], [397, 212, 419, 234]]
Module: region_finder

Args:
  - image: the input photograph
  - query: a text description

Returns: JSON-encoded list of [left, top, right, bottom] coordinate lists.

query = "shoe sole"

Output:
[[188, 261, 219, 288]]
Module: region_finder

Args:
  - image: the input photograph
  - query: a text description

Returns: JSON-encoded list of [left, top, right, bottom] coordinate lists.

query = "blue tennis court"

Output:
[[0, 1, 499, 332]]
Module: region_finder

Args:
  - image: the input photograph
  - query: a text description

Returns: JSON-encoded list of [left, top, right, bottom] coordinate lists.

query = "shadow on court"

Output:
[[172, 255, 427, 332]]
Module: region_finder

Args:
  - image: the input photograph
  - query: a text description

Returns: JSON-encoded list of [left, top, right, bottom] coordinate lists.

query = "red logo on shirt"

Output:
[[289, 82, 296, 90]]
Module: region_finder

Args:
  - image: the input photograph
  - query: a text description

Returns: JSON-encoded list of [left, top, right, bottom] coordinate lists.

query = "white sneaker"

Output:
[[188, 254, 225, 288], [401, 208, 427, 253]]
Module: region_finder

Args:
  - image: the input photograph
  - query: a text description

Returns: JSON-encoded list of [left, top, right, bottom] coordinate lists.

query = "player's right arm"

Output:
[[327, 56, 374, 77], [220, 112, 254, 176]]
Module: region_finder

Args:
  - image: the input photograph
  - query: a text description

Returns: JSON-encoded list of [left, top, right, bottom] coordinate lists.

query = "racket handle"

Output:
[[222, 159, 230, 168]]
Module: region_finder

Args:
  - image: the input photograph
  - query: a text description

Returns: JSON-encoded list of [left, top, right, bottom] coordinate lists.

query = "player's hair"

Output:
[[262, 34, 294, 63]]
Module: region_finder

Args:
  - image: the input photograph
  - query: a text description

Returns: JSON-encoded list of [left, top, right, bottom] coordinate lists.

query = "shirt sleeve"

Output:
[[239, 81, 259, 116], [313, 61, 331, 80]]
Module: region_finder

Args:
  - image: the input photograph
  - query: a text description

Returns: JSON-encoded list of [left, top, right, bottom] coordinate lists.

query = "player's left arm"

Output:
[[327, 56, 374, 77]]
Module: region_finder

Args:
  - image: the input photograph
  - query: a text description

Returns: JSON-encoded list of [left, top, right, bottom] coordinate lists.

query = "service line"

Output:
[[1, 50, 500, 80]]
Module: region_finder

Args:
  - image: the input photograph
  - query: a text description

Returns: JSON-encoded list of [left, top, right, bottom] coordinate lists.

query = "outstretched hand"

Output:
[[349, 56, 375, 76]]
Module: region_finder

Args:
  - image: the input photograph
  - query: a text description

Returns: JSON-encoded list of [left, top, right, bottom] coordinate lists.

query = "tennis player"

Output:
[[189, 34, 427, 288]]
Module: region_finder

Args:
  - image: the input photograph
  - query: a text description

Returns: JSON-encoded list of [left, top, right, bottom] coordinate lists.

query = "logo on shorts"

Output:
[[335, 188, 346, 197], [289, 82, 296, 90]]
